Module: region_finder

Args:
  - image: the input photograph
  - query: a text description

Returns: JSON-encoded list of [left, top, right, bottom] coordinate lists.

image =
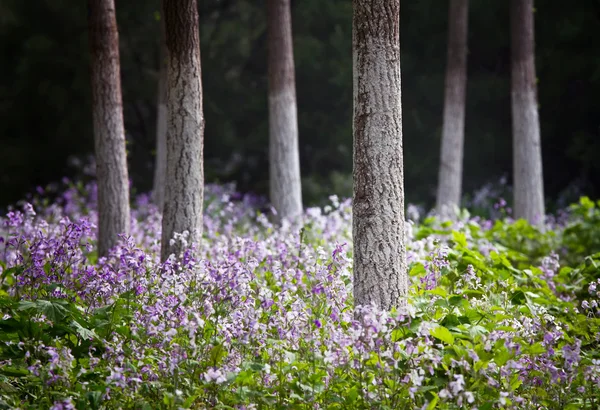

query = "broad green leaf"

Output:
[[526, 342, 546, 355], [0, 367, 28, 377], [426, 393, 439, 410], [430, 326, 454, 345], [452, 231, 468, 248], [71, 320, 98, 340], [346, 386, 359, 402], [18, 299, 69, 322]]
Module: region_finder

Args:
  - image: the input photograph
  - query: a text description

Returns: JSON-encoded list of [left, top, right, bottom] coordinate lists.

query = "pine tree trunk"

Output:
[[160, 0, 204, 261], [436, 0, 469, 216], [352, 0, 407, 311], [267, 0, 303, 221], [153, 1, 168, 212], [511, 0, 545, 227], [88, 0, 131, 256]]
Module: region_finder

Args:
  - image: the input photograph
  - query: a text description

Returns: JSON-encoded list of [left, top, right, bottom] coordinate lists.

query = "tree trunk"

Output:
[[510, 0, 545, 227], [267, 0, 303, 221], [153, 0, 168, 212], [88, 0, 130, 256], [352, 0, 407, 311], [160, 0, 205, 261], [436, 0, 469, 216]]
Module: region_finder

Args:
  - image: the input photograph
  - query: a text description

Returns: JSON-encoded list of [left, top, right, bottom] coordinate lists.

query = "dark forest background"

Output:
[[1, 0, 599, 210]]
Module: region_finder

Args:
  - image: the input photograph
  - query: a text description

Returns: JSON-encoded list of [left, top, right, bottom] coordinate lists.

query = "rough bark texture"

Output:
[[267, 0, 303, 221], [436, 0, 469, 216], [153, 1, 168, 212], [352, 0, 408, 311], [511, 0, 545, 227], [160, 0, 204, 261], [88, 0, 131, 256]]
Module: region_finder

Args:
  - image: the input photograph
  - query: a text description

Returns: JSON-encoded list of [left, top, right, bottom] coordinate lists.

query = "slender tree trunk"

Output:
[[511, 0, 545, 227], [153, 1, 168, 212], [436, 0, 469, 216], [352, 0, 407, 311], [160, 0, 204, 261], [267, 0, 303, 221], [88, 0, 130, 256]]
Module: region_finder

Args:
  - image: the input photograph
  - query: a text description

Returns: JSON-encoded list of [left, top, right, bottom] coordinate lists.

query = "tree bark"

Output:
[[88, 0, 131, 256], [267, 0, 303, 221], [511, 0, 545, 227], [436, 0, 469, 216], [160, 0, 205, 261], [153, 0, 168, 212], [352, 0, 407, 311]]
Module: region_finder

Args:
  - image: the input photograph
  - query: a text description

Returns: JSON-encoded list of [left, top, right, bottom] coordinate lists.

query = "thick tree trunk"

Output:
[[153, 1, 168, 212], [511, 0, 545, 227], [267, 0, 303, 221], [436, 0, 469, 216], [160, 0, 205, 261], [88, 0, 131, 256], [352, 0, 407, 311]]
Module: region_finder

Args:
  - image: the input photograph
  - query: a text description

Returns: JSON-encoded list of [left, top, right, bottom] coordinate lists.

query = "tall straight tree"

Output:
[[88, 0, 130, 256], [153, 0, 168, 212], [267, 0, 303, 221], [160, 0, 204, 261], [436, 0, 469, 216], [511, 0, 545, 227], [352, 0, 407, 310]]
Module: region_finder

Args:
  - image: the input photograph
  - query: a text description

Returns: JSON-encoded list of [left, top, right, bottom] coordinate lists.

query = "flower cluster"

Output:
[[1, 181, 600, 409]]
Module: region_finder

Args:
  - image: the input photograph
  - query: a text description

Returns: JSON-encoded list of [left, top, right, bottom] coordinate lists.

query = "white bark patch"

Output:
[[160, 52, 204, 260], [352, 1, 408, 312], [437, 100, 465, 214], [437, 0, 469, 215], [511, 0, 545, 228], [269, 88, 303, 220], [88, 0, 131, 256], [512, 88, 545, 226], [267, 0, 303, 222]]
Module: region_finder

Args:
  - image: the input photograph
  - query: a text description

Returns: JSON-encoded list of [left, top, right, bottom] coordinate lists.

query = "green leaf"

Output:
[[494, 347, 512, 366], [71, 320, 98, 340], [409, 263, 426, 277], [510, 373, 522, 390], [463, 290, 484, 299], [468, 324, 488, 338], [183, 393, 200, 408], [0, 318, 21, 333], [0, 367, 28, 377], [448, 295, 466, 307], [452, 231, 468, 248], [427, 288, 448, 298], [510, 290, 526, 305], [580, 196, 595, 209], [391, 328, 406, 342], [247, 362, 263, 371], [526, 342, 546, 355], [479, 402, 494, 410], [346, 386, 359, 402], [86, 391, 103, 410], [18, 299, 69, 322], [430, 326, 455, 345], [426, 393, 439, 410], [0, 380, 19, 393]]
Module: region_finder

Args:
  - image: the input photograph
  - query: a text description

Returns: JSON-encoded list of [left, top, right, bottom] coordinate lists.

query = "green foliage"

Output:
[[561, 197, 600, 265], [4, 196, 600, 408]]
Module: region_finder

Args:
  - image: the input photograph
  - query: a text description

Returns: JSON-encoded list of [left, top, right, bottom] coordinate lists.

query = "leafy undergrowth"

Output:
[[2, 181, 600, 409]]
